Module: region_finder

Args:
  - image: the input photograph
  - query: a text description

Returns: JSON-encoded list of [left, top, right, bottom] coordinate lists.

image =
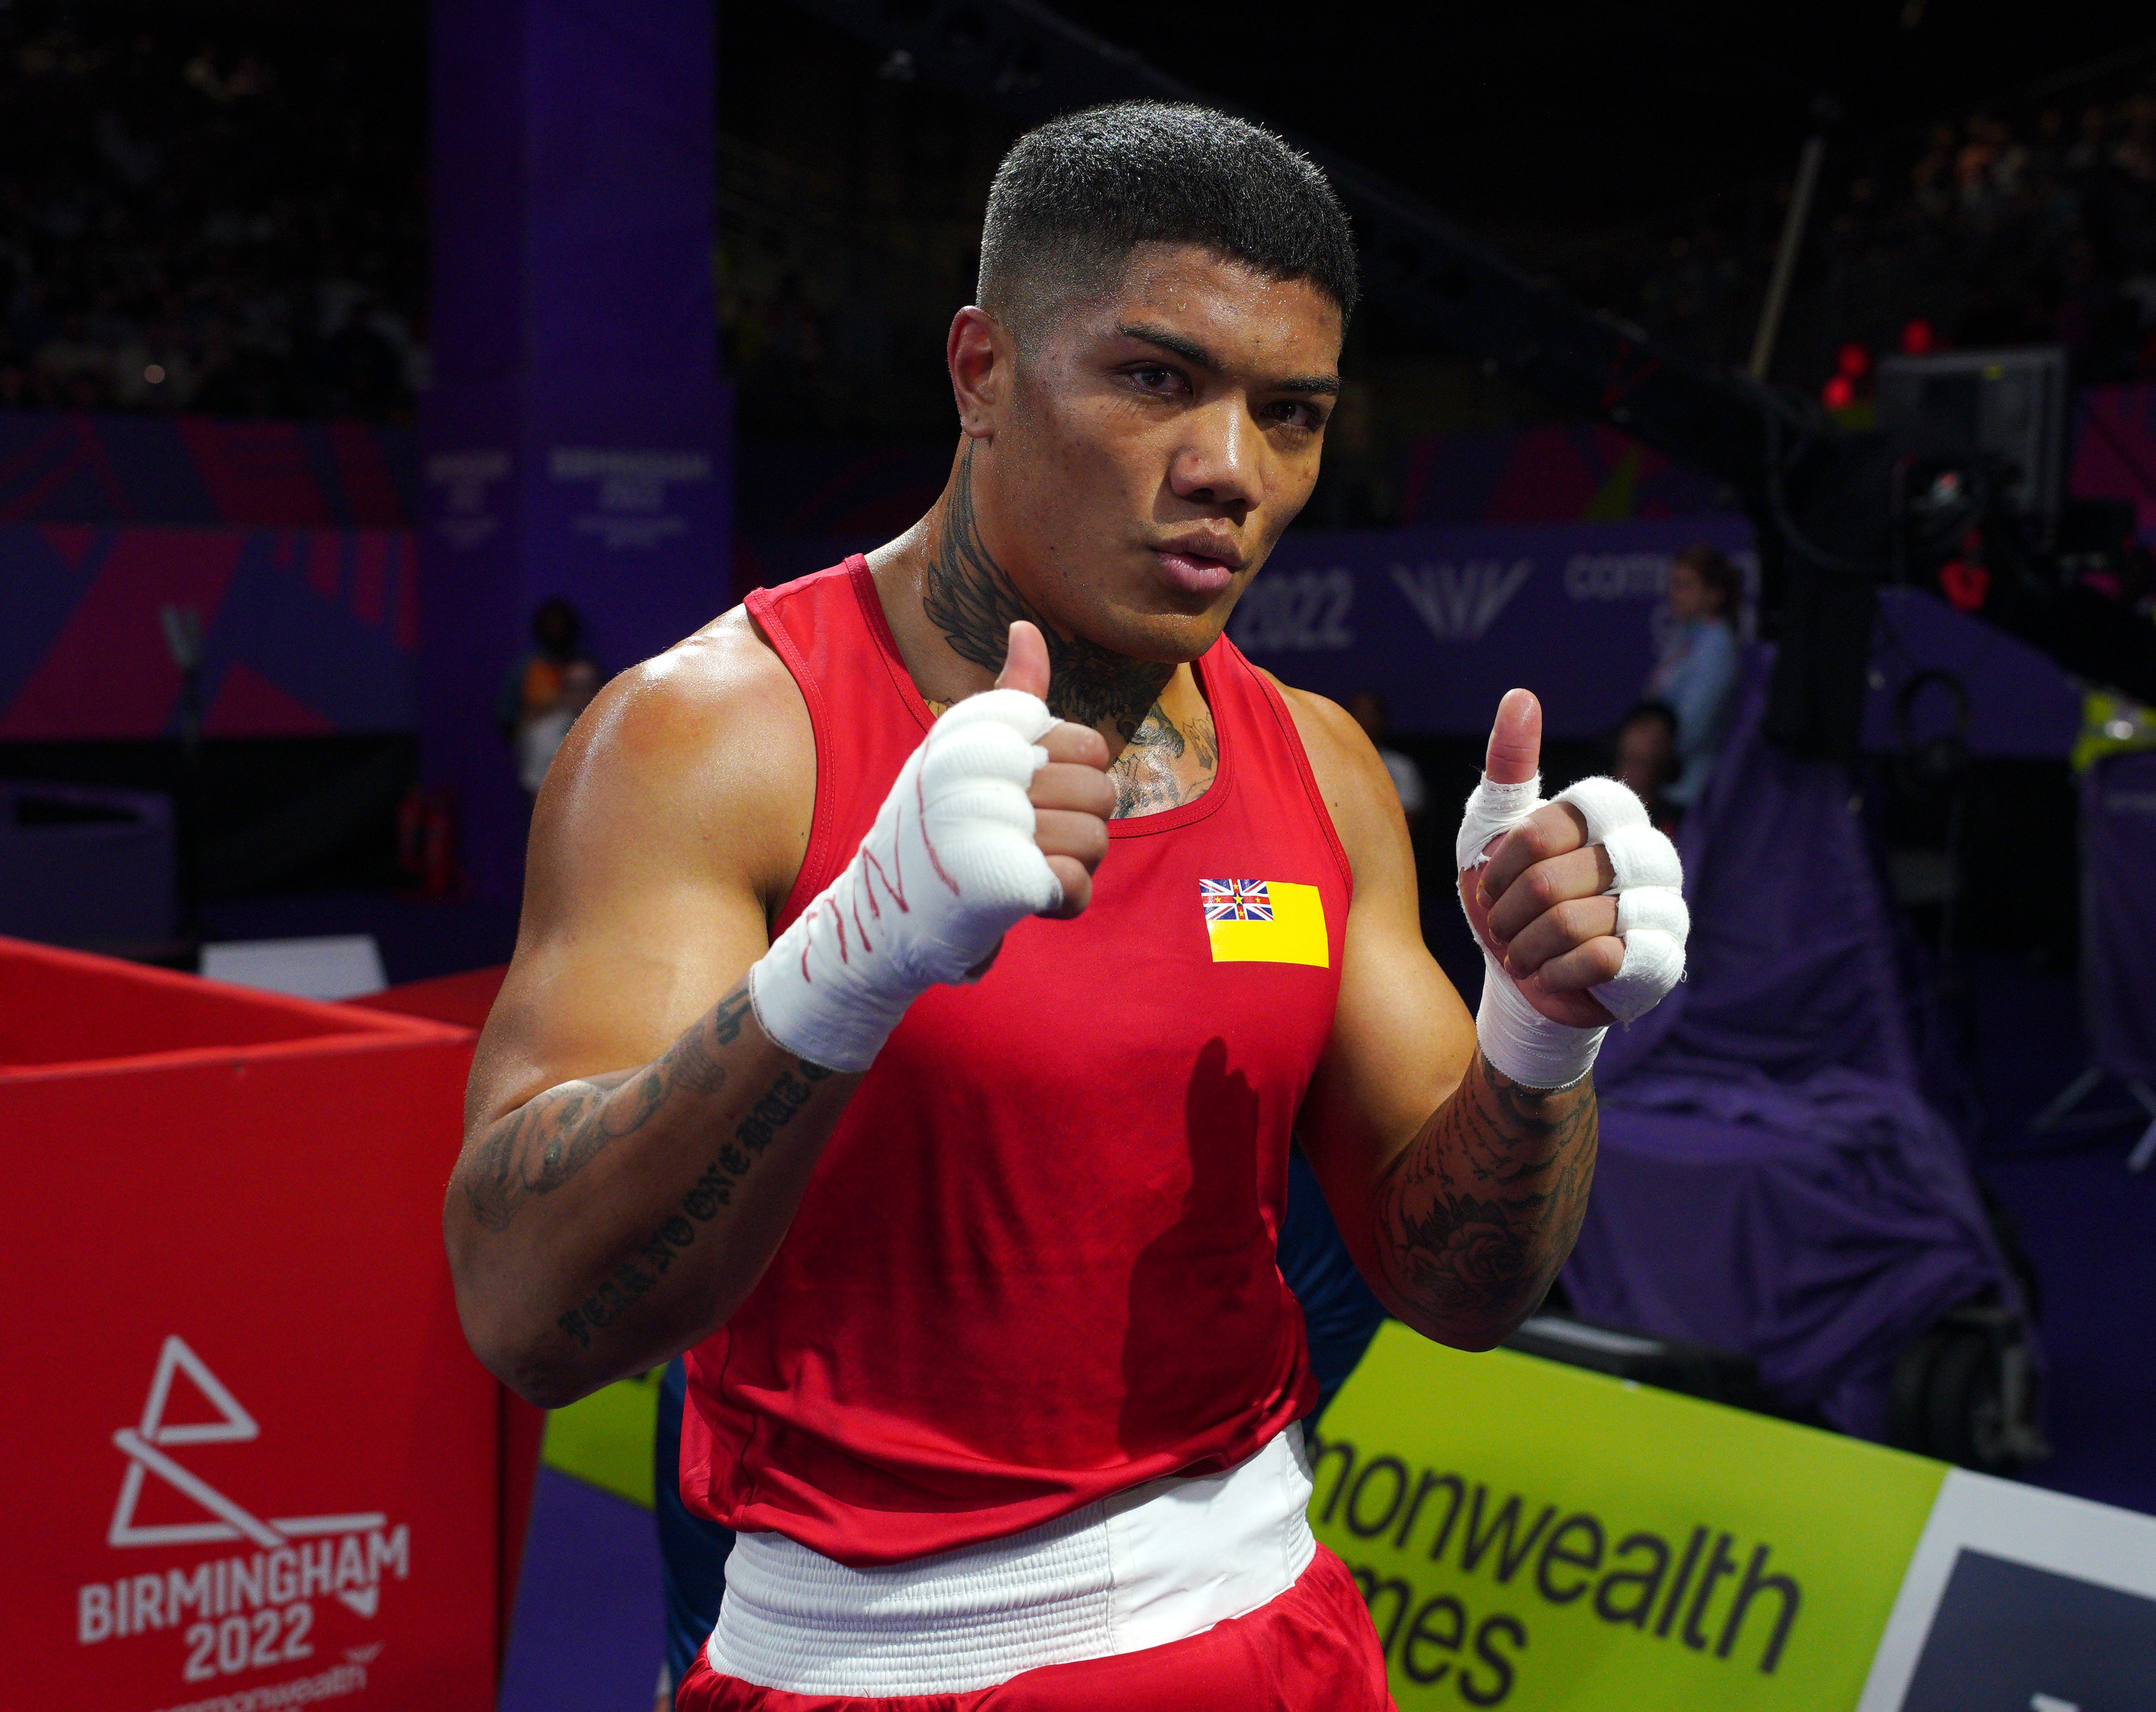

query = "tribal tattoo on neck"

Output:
[[922, 444, 1216, 815]]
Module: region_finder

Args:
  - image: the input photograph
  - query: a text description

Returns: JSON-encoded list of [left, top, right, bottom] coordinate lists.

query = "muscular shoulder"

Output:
[[1257, 670, 1411, 891], [530, 606, 814, 916]]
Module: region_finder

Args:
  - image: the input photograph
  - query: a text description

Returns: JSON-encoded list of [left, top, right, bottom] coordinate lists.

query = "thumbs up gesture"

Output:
[[747, 621, 1118, 1074], [1457, 691, 1689, 1080], [1459, 690, 1625, 1029], [995, 620, 1116, 919]]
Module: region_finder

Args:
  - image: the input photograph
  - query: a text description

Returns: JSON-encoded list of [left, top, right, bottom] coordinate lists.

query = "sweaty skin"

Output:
[[447, 243, 1620, 1406]]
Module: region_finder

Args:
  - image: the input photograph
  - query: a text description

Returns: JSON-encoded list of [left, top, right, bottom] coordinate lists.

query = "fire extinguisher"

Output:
[[421, 788, 461, 897], [396, 786, 427, 881]]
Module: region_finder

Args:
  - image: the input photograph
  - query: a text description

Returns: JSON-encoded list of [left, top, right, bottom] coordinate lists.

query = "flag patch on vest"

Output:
[[1201, 879, 1328, 967]]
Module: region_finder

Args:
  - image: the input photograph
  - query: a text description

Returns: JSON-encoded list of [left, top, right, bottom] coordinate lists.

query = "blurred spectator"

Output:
[[1543, 65, 2156, 396], [1347, 690, 1427, 827], [1647, 545, 1743, 812], [517, 659, 599, 795], [503, 600, 597, 795], [14, 3, 2156, 450], [1614, 701, 1680, 827], [0, 10, 424, 419]]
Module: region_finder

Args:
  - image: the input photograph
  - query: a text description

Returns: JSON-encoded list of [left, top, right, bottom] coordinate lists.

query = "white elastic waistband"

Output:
[[705, 1426, 1317, 1695]]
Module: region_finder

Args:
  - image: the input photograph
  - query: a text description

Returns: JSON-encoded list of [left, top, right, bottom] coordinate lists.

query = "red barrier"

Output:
[[1, 940, 499, 1709], [346, 964, 541, 1669]]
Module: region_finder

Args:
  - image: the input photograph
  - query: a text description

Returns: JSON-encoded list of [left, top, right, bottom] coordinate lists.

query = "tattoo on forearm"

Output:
[[1375, 1053, 1597, 1333], [922, 442, 1216, 815], [553, 1058, 835, 1349], [462, 984, 752, 1233]]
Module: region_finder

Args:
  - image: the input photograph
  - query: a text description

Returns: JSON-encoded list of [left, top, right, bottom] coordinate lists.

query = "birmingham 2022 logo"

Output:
[[76, 1336, 408, 1693]]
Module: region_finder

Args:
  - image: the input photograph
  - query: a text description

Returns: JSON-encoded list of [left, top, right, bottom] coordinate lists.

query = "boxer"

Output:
[[446, 100, 1684, 1709]]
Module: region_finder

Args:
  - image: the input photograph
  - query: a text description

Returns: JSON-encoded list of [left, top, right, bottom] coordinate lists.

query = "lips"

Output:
[[1152, 535, 1244, 597]]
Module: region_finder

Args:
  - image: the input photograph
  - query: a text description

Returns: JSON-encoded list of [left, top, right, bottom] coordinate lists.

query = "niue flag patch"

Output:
[[1200, 878, 1328, 967]]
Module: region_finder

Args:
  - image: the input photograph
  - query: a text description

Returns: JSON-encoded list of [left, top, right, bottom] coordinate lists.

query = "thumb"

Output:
[[1484, 688, 1541, 785], [994, 619, 1051, 702]]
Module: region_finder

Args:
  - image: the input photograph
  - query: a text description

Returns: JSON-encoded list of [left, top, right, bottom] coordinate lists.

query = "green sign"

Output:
[[1309, 1324, 1947, 1710], [543, 1366, 661, 1507]]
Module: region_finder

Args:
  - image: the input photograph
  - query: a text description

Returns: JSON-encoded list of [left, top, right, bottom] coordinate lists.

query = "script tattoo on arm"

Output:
[[462, 984, 752, 1233], [921, 442, 1216, 817], [554, 1056, 836, 1350], [1373, 1053, 1597, 1340]]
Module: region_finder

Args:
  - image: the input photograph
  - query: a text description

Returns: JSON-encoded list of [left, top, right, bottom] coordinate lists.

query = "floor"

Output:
[[499, 1471, 664, 1712]]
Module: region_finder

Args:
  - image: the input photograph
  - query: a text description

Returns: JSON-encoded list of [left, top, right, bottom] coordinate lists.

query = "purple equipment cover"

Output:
[[1562, 651, 2024, 1438]]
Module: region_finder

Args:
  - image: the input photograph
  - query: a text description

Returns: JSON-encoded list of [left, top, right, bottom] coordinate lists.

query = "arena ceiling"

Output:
[[1041, 3, 2156, 231], [57, 2, 2156, 238]]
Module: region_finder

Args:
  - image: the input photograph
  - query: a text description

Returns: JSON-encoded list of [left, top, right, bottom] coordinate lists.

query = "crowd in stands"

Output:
[[0, 11, 426, 419], [5, 6, 2153, 435], [1560, 68, 2156, 391]]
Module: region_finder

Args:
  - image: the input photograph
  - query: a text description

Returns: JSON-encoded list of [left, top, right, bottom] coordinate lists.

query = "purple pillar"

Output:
[[422, 0, 729, 899]]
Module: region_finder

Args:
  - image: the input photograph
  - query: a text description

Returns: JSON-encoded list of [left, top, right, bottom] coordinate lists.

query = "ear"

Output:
[[948, 305, 1009, 440]]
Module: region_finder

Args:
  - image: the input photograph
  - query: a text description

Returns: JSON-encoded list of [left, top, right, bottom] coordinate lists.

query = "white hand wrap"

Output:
[[1456, 773, 1688, 1087], [748, 689, 1061, 1073]]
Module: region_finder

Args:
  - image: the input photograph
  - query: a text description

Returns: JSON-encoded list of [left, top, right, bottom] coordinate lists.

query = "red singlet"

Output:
[[681, 557, 1352, 1566]]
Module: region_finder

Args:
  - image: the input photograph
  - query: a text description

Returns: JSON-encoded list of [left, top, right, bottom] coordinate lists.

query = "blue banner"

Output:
[[1230, 517, 1757, 739]]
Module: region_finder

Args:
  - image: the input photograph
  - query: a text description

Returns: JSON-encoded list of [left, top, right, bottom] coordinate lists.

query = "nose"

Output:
[[1168, 395, 1261, 519]]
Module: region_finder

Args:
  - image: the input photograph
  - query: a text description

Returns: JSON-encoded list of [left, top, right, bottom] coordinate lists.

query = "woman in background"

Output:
[[1646, 543, 1744, 816]]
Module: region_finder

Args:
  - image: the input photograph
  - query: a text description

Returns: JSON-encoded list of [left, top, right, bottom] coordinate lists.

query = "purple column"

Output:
[[422, 0, 729, 899]]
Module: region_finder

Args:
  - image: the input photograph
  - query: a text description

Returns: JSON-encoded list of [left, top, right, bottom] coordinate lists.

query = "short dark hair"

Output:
[[978, 101, 1358, 345], [1619, 699, 1678, 737], [1675, 544, 1743, 616]]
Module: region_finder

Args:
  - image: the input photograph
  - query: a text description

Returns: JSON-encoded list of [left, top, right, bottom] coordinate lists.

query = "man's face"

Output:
[[970, 243, 1342, 664]]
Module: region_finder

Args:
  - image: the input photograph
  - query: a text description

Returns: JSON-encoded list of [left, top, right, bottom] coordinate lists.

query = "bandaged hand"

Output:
[[1456, 689, 1688, 1088], [749, 623, 1114, 1074]]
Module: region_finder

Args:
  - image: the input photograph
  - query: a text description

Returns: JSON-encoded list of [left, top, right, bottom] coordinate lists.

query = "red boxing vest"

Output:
[[681, 557, 1351, 1567]]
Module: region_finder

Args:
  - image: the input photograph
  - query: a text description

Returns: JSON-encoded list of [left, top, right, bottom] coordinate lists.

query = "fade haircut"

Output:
[[977, 101, 1358, 349]]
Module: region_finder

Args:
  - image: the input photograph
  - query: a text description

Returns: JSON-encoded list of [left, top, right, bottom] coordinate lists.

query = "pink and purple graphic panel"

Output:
[[0, 525, 418, 738], [0, 413, 415, 527]]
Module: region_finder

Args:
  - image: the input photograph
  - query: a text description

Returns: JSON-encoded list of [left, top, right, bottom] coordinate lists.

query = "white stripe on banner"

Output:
[[1857, 1468, 2156, 1711]]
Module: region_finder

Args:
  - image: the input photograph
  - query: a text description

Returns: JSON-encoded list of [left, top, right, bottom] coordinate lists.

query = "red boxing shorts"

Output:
[[675, 1543, 1394, 1712]]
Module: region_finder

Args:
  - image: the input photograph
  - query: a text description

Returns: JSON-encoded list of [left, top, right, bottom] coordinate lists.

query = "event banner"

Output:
[[1318, 1325, 2156, 1709], [1226, 518, 1757, 739], [542, 1366, 663, 1508], [3, 944, 504, 1709]]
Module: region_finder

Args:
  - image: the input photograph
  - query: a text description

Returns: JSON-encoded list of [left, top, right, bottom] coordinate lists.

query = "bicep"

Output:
[[470, 855, 769, 1135]]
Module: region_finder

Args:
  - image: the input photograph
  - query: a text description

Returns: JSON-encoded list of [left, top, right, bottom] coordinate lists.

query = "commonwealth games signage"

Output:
[[1316, 1324, 2156, 1709]]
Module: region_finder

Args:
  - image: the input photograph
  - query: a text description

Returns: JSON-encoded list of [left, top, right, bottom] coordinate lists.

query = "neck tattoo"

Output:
[[921, 444, 1215, 817]]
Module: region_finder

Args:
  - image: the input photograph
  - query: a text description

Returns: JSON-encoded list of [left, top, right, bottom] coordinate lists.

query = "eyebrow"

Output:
[[1114, 320, 1341, 397]]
